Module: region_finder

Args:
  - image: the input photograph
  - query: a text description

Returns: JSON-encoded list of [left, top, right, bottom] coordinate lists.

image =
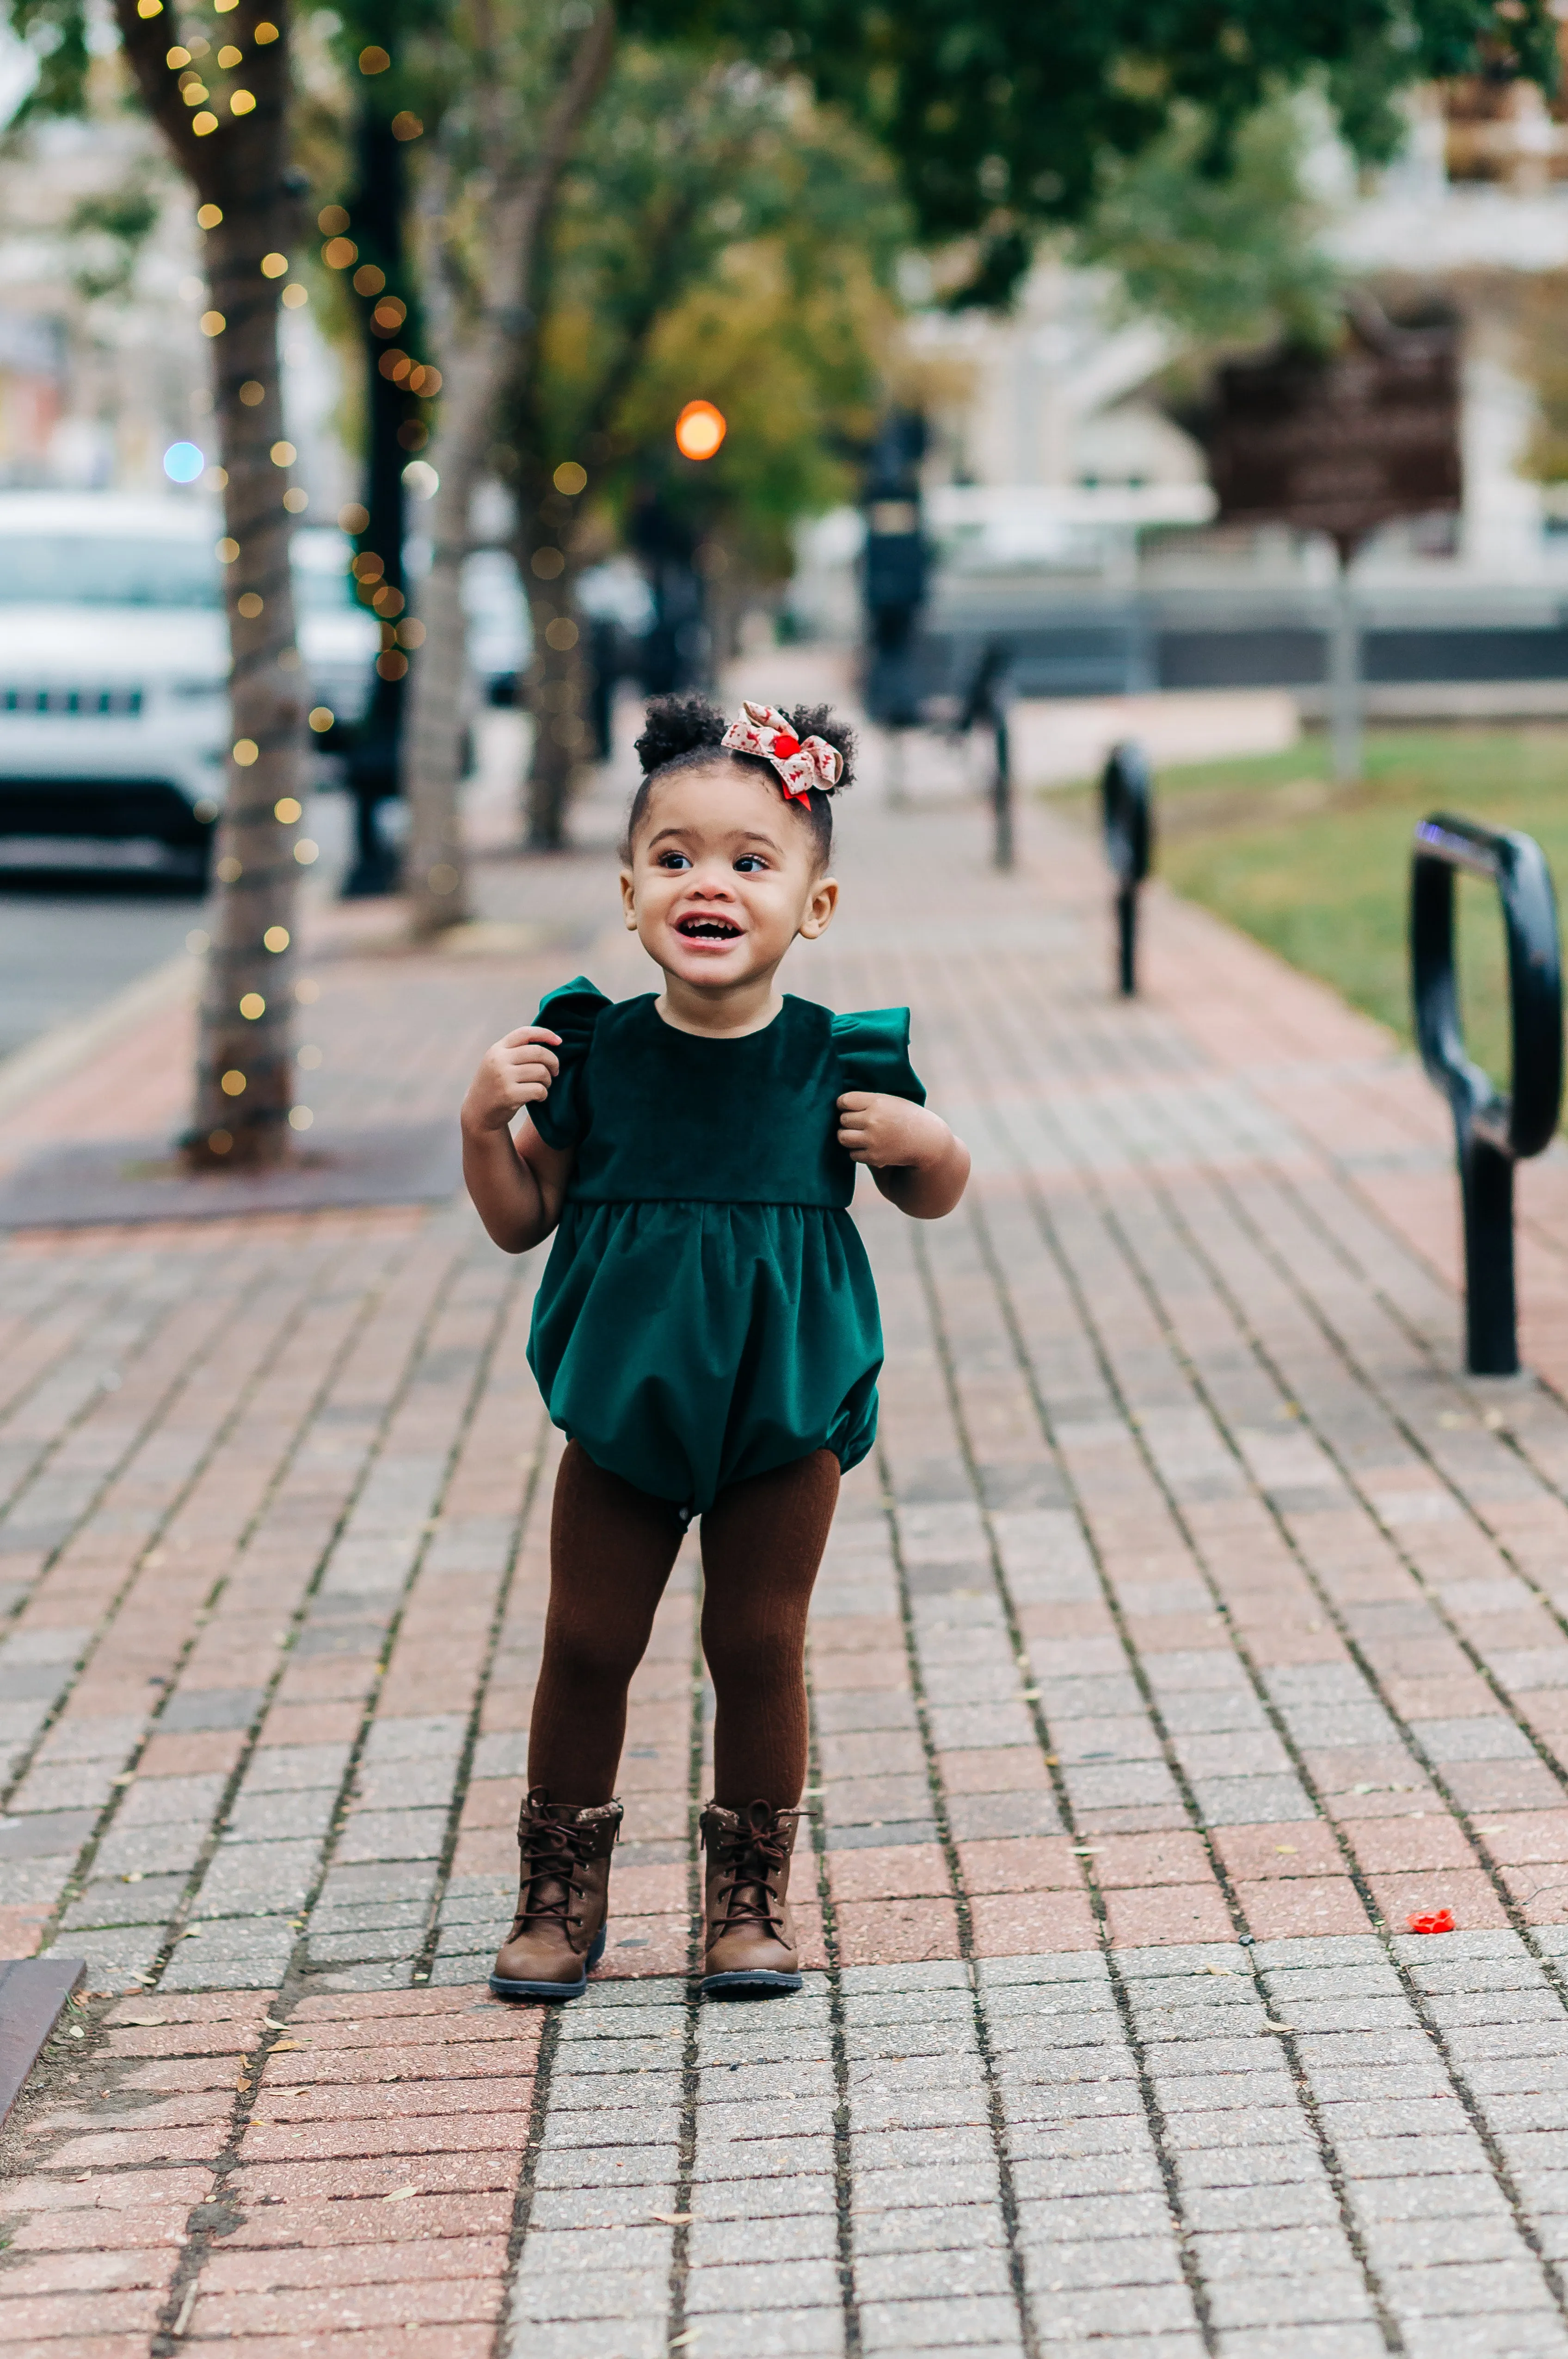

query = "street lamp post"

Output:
[[862, 410, 927, 802]]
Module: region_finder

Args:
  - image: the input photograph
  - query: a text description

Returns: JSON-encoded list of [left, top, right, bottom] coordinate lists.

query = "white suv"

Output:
[[0, 493, 380, 880]]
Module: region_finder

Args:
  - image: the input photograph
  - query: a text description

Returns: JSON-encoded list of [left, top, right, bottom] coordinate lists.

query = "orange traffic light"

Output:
[[675, 400, 726, 461]]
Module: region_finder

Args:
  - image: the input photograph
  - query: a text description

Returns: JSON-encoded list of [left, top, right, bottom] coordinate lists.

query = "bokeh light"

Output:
[[163, 441, 204, 483], [675, 400, 726, 461]]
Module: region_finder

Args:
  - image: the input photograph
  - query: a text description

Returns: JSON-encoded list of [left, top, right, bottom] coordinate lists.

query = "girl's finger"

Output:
[[836, 1091, 873, 1112], [502, 1026, 562, 1048]]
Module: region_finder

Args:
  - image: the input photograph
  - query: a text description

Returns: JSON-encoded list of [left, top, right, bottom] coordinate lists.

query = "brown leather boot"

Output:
[[699, 1800, 804, 1996], [490, 1788, 623, 2002]]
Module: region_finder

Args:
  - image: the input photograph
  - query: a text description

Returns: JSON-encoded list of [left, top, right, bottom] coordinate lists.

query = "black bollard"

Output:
[[1100, 741, 1154, 997], [1410, 813, 1563, 1376], [958, 639, 1015, 871]]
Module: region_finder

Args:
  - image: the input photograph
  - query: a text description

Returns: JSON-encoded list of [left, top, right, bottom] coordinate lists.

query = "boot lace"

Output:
[[711, 1802, 792, 1934], [511, 1798, 596, 1935]]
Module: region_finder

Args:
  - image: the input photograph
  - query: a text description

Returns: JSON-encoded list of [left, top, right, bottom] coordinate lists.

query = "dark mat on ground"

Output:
[[0, 1958, 84, 2123], [0, 1122, 460, 1228]]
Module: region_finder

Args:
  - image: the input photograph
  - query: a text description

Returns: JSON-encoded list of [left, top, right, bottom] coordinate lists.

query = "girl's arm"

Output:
[[836, 1091, 971, 1220], [461, 1026, 576, 1252]]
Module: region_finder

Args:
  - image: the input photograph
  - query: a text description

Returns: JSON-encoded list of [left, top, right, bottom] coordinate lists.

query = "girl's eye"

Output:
[[734, 855, 767, 872], [657, 852, 692, 870]]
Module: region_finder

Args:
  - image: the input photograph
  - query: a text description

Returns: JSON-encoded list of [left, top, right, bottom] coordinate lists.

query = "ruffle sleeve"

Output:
[[527, 977, 611, 1151], [830, 1007, 926, 1107]]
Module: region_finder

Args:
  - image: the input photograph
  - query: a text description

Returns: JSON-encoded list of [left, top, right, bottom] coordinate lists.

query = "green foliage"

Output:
[[1076, 97, 1343, 355], [14, 0, 1559, 320], [640, 0, 1557, 302], [521, 45, 907, 575], [66, 182, 160, 300], [5, 0, 88, 124]]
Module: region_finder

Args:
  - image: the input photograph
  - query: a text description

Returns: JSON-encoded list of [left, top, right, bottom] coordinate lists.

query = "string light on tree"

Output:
[[675, 400, 726, 461]]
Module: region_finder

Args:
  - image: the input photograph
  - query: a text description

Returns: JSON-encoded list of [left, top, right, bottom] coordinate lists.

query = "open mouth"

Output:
[[676, 916, 742, 940]]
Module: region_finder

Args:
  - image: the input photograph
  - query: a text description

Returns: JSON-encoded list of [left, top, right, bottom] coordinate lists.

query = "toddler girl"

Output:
[[461, 692, 969, 1999]]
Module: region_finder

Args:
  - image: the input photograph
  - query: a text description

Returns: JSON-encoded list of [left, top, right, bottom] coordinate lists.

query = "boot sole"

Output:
[[700, 1967, 803, 1997], [489, 1924, 606, 2003]]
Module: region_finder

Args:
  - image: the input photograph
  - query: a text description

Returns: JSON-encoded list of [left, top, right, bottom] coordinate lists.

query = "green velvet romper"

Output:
[[524, 977, 926, 1516]]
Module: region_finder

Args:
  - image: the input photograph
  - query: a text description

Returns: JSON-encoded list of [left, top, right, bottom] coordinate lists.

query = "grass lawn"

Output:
[[1068, 727, 1568, 1091]]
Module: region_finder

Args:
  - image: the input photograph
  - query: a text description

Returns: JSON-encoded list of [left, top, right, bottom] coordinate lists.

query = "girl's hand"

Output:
[[837, 1091, 971, 1220], [837, 1091, 946, 1169], [461, 1027, 562, 1136]]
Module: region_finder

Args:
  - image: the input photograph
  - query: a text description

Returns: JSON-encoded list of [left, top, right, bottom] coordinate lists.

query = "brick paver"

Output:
[[11, 701, 1568, 2352]]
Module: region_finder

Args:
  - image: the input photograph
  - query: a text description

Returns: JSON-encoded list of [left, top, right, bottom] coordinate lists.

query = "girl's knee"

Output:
[[702, 1622, 803, 1700], [545, 1621, 648, 1695]]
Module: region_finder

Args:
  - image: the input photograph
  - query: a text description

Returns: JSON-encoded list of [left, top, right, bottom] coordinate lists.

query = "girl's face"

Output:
[[620, 761, 838, 993]]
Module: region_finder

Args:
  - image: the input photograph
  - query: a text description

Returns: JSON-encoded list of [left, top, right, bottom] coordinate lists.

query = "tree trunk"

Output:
[[523, 565, 588, 850], [113, 0, 304, 1171], [517, 470, 590, 850], [402, 2, 614, 937], [340, 94, 419, 896], [189, 203, 306, 1167]]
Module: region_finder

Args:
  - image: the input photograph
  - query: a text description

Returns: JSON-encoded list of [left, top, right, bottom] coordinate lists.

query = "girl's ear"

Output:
[[799, 875, 839, 941], [619, 867, 639, 931]]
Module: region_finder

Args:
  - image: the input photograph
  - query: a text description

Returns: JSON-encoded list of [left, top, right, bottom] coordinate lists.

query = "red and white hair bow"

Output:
[[720, 700, 843, 803]]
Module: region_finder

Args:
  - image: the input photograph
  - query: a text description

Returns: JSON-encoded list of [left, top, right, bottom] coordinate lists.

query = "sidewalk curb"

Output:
[[0, 950, 196, 1126]]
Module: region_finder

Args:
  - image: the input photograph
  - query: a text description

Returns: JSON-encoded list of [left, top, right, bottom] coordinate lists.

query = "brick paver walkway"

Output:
[[10, 715, 1568, 2356]]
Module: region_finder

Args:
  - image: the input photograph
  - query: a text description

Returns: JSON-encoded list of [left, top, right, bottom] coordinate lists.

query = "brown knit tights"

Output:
[[526, 1439, 840, 1811]]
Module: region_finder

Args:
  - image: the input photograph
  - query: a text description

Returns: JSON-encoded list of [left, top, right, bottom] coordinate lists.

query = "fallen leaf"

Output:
[[649, 2212, 694, 2225], [383, 2186, 420, 2203], [1202, 1965, 1236, 1978], [264, 2018, 290, 2032], [269, 2041, 303, 2052], [117, 2016, 168, 2027], [1262, 2019, 1298, 2033], [1274, 1845, 1297, 1856]]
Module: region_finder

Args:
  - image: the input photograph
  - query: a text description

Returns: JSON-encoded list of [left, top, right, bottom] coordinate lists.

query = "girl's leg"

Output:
[[527, 1438, 685, 1802], [698, 1447, 841, 1809]]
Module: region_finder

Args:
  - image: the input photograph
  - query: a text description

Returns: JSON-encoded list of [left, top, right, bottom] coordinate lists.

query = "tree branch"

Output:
[[112, 0, 206, 185]]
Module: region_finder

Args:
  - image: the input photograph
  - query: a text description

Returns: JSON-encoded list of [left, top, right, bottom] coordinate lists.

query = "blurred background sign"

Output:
[[1203, 317, 1462, 560], [1197, 312, 1463, 778]]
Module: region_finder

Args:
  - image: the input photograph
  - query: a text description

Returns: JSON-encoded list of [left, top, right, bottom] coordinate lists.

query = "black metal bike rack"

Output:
[[1411, 813, 1563, 1376], [1100, 740, 1153, 996]]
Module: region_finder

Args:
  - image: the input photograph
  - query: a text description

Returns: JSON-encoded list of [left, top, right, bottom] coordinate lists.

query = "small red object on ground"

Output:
[[1408, 1909, 1455, 1934]]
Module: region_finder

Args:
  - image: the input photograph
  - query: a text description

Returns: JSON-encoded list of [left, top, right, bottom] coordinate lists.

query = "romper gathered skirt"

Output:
[[522, 979, 925, 1515]]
